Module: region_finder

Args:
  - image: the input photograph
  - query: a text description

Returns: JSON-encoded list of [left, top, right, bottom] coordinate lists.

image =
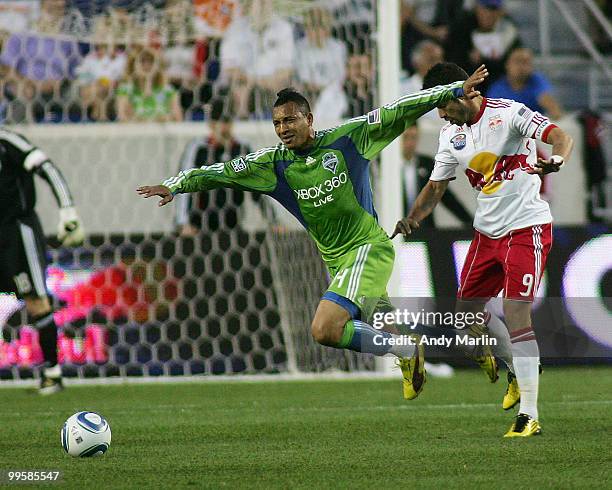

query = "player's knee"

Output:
[[311, 319, 344, 346], [25, 296, 52, 318]]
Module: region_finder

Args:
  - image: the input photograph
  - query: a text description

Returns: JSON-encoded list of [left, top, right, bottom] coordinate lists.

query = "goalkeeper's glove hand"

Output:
[[57, 207, 84, 247]]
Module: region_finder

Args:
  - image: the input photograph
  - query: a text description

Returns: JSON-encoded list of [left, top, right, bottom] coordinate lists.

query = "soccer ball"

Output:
[[61, 411, 111, 457]]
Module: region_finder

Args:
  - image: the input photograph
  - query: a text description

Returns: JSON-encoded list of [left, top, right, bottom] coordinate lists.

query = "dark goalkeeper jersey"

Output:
[[163, 82, 465, 263], [0, 127, 73, 225]]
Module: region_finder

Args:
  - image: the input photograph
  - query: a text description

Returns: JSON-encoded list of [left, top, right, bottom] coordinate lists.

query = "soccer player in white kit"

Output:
[[392, 63, 574, 437]]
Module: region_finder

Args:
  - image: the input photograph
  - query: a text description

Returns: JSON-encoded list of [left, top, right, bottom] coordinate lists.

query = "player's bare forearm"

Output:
[[409, 180, 448, 221], [529, 127, 574, 175], [546, 127, 574, 161], [391, 180, 449, 238], [136, 185, 174, 207]]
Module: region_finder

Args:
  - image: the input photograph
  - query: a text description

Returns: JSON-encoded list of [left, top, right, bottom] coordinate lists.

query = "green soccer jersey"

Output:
[[163, 81, 464, 263]]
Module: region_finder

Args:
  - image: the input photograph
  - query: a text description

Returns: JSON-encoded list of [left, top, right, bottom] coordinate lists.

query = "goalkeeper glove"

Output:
[[57, 207, 84, 247]]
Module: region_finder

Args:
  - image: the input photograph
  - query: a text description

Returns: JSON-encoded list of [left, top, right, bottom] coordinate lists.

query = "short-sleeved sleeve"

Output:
[[510, 101, 557, 142], [429, 129, 459, 181]]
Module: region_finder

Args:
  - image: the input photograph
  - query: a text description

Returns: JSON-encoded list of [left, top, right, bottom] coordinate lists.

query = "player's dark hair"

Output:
[[422, 62, 469, 90], [274, 88, 311, 115]]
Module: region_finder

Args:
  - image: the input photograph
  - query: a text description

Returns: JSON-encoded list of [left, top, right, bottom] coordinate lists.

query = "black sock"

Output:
[[34, 312, 58, 367]]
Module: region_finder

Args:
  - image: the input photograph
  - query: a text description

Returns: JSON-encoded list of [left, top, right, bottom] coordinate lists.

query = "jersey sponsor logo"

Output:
[[230, 157, 247, 173], [293, 171, 348, 207], [367, 108, 381, 125], [488, 114, 503, 131], [466, 152, 532, 194], [322, 152, 339, 174], [451, 134, 466, 150]]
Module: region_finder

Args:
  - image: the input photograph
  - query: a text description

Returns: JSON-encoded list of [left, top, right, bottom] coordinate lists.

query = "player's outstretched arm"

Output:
[[462, 64, 488, 99], [345, 66, 488, 162], [390, 179, 450, 238], [137, 185, 174, 207]]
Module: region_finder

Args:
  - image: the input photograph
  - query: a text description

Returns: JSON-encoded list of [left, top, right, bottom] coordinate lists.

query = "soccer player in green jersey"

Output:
[[138, 65, 488, 399]]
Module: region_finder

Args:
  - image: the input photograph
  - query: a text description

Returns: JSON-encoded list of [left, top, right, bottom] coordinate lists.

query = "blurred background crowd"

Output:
[[0, 0, 609, 227], [0, 0, 608, 125], [0, 0, 375, 123]]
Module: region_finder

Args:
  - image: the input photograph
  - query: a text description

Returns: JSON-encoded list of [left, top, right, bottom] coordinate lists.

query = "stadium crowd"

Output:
[[0, 0, 568, 124]]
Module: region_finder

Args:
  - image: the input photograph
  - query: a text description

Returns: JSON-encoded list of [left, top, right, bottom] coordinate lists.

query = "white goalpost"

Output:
[[375, 0, 402, 374]]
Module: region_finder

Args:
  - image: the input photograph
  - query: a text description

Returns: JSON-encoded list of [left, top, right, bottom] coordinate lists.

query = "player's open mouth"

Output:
[[282, 135, 294, 144]]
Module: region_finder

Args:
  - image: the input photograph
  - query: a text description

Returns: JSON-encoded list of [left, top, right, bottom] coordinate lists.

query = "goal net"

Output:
[[0, 0, 383, 380]]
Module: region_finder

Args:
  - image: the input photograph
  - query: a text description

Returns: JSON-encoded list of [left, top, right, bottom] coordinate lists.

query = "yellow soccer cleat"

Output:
[[396, 336, 426, 400], [504, 413, 542, 438], [502, 365, 541, 410], [503, 370, 520, 410], [468, 324, 499, 383]]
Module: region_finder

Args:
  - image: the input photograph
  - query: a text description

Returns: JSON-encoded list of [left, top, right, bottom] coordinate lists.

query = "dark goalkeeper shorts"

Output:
[[0, 214, 49, 298]]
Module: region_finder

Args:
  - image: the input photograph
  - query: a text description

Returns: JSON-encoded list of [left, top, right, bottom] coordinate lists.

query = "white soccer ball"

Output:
[[61, 411, 111, 457]]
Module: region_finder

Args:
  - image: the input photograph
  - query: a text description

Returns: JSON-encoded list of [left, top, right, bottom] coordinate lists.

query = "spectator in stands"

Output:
[[116, 47, 183, 122], [76, 21, 127, 121], [296, 7, 348, 121], [400, 39, 444, 121], [400, 0, 445, 73], [0, 23, 82, 122], [401, 124, 471, 227], [343, 53, 373, 118], [193, 0, 239, 38], [163, 31, 216, 121], [1, 74, 37, 123], [174, 99, 251, 235], [164, 32, 199, 113], [0, 2, 38, 32], [400, 0, 468, 73], [445, 0, 520, 90], [328, 0, 373, 56], [487, 47, 563, 120], [219, 0, 295, 119], [160, 1, 233, 120], [35, 0, 74, 36]]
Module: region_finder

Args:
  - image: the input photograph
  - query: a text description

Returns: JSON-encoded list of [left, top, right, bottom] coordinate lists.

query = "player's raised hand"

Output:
[[463, 65, 489, 99], [136, 185, 174, 206], [390, 217, 420, 239], [527, 155, 564, 175]]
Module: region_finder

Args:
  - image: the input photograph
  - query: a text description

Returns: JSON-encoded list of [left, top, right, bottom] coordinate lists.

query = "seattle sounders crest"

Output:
[[322, 153, 339, 174]]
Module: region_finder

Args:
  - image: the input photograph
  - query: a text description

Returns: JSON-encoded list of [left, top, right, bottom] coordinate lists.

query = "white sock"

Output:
[[510, 328, 540, 420], [485, 312, 514, 372], [389, 335, 417, 358]]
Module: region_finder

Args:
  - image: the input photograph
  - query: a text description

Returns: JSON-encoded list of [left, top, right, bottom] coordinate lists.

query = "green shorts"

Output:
[[323, 240, 395, 322]]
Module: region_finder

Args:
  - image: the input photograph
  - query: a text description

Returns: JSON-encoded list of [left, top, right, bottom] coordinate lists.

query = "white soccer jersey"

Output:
[[430, 97, 558, 238]]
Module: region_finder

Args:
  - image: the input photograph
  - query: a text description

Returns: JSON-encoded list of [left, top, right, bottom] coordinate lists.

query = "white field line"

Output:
[[0, 371, 398, 389], [1, 399, 611, 419]]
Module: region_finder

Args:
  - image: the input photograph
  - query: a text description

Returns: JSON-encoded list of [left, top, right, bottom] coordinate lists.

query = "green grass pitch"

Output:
[[0, 366, 610, 489]]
